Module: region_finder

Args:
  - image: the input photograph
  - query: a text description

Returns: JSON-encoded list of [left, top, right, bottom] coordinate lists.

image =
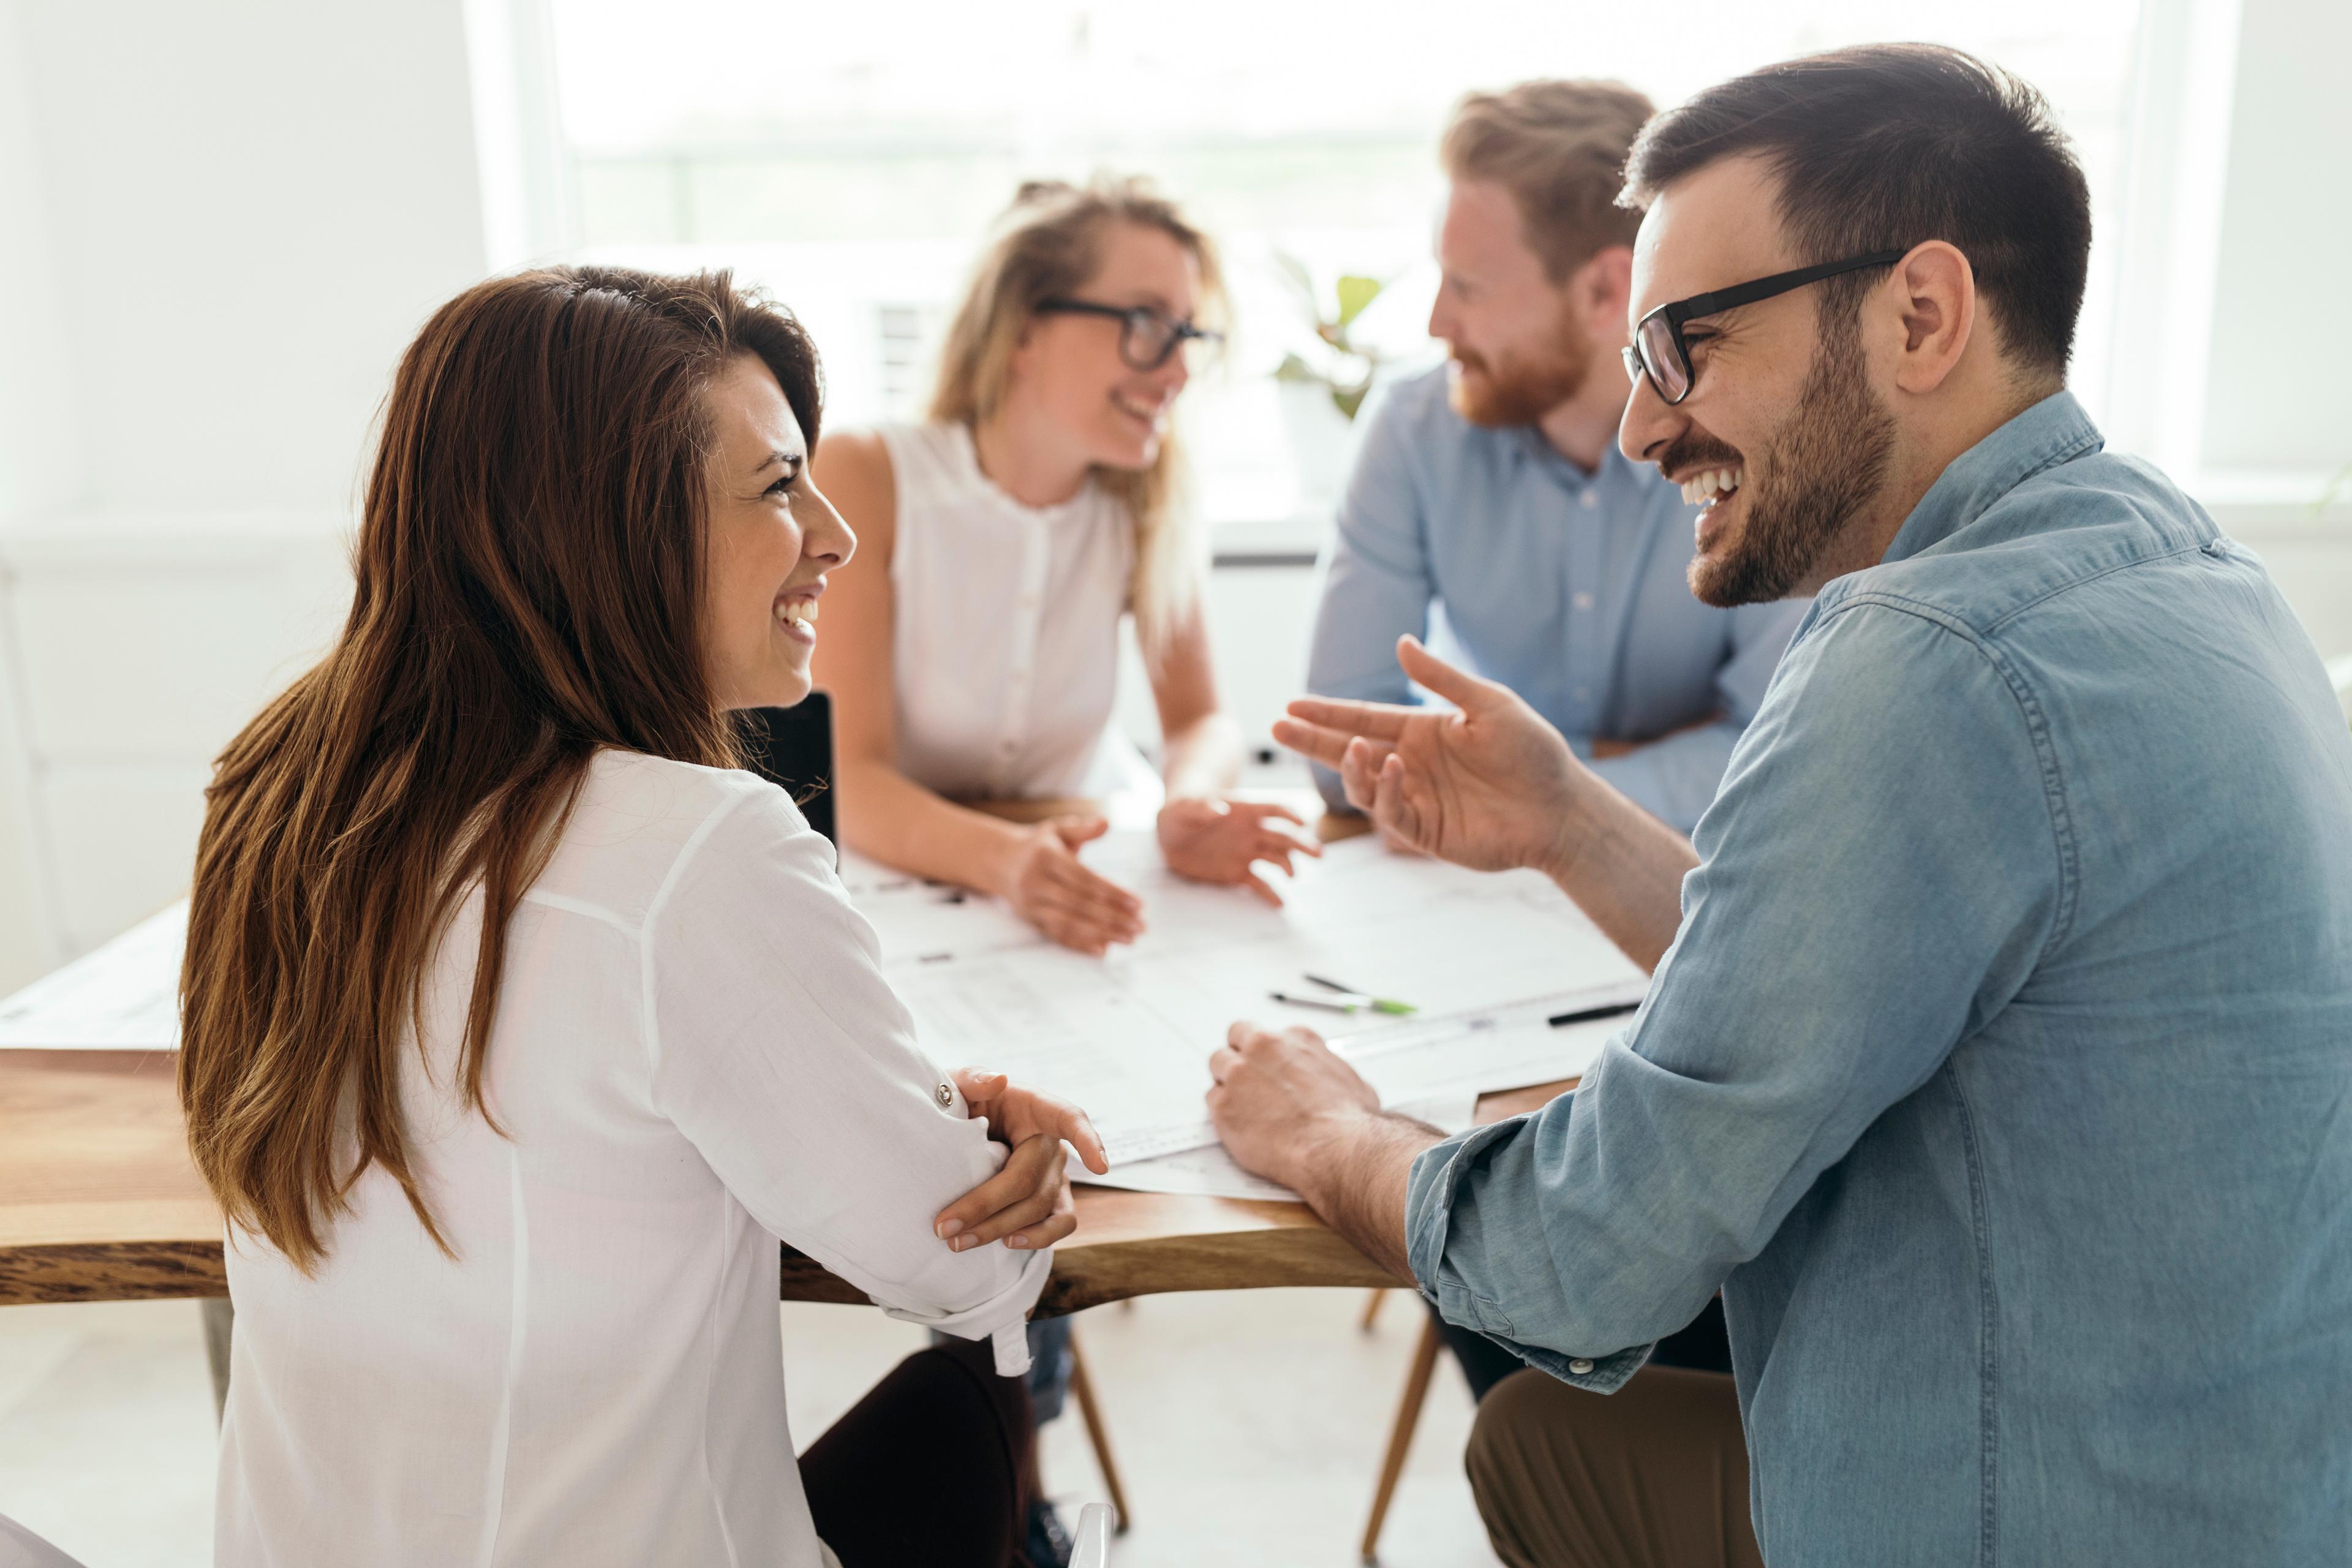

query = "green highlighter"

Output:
[[1299, 972, 1417, 1016]]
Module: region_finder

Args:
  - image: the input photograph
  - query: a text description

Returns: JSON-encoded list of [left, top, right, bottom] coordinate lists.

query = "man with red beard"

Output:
[[1219, 45, 2352, 1568], [1305, 80, 1806, 839]]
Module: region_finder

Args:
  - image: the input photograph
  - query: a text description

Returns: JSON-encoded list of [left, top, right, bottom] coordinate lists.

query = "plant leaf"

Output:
[[1334, 274, 1384, 332]]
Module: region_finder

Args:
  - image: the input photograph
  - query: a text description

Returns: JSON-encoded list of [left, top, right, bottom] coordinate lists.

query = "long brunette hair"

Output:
[[179, 266, 823, 1270]]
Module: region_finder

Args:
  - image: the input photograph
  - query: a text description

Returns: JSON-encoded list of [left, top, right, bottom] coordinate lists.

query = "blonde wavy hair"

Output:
[[929, 176, 1222, 660]]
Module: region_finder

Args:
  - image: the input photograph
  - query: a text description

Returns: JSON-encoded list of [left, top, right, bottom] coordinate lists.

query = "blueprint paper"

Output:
[[846, 832, 1647, 1167]]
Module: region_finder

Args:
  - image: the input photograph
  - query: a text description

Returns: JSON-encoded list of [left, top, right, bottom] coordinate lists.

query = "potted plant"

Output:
[[1272, 258, 1389, 508]]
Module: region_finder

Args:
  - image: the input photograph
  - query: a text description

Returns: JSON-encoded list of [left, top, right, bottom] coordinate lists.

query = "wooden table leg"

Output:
[[1066, 1329, 1132, 1534], [1360, 1313, 1442, 1564]]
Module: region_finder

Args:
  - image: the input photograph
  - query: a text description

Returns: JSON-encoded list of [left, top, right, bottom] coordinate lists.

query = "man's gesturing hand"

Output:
[[1205, 1022, 1381, 1193], [1274, 636, 1587, 873]]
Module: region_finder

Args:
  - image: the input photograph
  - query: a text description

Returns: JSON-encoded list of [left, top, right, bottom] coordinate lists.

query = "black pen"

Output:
[[1547, 1000, 1642, 1028]]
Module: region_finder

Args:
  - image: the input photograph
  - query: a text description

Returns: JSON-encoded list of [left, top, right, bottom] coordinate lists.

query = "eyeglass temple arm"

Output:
[[1665, 249, 1909, 325]]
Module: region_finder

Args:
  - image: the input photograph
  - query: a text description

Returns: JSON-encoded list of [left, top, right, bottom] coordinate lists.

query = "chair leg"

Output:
[[1066, 1329, 1133, 1533], [1359, 1314, 1442, 1565], [1359, 1288, 1388, 1332], [200, 1296, 234, 1425]]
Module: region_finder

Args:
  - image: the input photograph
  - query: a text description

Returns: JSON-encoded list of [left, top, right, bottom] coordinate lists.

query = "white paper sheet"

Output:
[[0, 902, 186, 1051], [848, 831, 1647, 1167]]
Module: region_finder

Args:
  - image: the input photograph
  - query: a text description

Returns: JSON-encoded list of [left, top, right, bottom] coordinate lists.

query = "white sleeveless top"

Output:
[[877, 421, 1140, 801]]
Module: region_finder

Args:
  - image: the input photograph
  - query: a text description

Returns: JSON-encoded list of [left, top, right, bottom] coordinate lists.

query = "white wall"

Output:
[[13, 0, 492, 513], [2200, 0, 2352, 477], [0, 0, 496, 985], [0, 0, 93, 989]]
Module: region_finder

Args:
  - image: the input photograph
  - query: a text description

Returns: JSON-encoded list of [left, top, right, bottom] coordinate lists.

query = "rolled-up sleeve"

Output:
[[647, 788, 1049, 1373], [1403, 601, 2065, 1387], [1305, 386, 1436, 810]]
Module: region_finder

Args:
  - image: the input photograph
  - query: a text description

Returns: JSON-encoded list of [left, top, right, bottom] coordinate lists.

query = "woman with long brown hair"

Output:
[[179, 265, 1103, 1567]]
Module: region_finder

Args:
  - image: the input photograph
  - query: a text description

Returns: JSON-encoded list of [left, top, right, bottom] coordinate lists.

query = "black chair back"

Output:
[[737, 692, 835, 845]]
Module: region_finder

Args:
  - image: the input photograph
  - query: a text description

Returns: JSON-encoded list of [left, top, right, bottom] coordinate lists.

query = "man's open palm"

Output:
[[1275, 636, 1585, 873]]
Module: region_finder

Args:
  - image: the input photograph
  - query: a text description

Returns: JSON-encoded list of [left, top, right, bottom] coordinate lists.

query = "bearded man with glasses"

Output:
[[1210, 44, 2352, 1568]]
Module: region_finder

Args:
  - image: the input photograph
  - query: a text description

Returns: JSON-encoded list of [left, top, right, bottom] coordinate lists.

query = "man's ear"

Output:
[[1889, 240, 1975, 395]]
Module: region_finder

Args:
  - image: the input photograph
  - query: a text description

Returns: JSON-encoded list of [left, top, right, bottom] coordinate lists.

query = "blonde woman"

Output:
[[816, 178, 1316, 959]]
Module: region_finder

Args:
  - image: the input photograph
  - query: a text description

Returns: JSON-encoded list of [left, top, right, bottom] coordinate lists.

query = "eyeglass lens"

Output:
[[1635, 314, 1691, 403], [1119, 313, 1218, 374]]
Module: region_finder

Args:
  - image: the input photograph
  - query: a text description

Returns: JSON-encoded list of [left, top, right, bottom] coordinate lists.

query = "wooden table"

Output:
[[0, 1047, 1567, 1314]]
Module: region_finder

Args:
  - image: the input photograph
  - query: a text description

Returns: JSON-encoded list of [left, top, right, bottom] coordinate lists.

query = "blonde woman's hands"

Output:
[[998, 815, 1144, 956], [932, 1068, 1109, 1254], [1157, 797, 1321, 905]]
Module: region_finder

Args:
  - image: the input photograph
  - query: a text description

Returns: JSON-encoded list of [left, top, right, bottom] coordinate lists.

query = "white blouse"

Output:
[[878, 420, 1140, 801], [214, 751, 1049, 1568]]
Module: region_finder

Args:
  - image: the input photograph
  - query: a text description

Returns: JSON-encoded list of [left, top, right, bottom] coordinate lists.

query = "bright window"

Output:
[[548, 0, 2145, 538]]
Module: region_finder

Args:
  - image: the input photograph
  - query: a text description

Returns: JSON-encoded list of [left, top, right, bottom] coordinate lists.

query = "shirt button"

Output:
[[1572, 592, 1595, 611], [1578, 490, 1598, 510], [935, 1082, 954, 1107], [1569, 1358, 1595, 1374]]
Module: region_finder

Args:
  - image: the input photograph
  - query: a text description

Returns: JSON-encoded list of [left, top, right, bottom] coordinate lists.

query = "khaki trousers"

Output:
[[1465, 1366, 1765, 1568]]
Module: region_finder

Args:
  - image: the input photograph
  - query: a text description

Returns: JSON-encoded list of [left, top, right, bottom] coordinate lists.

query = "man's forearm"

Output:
[[1292, 1112, 1448, 1282], [1540, 775, 1700, 974]]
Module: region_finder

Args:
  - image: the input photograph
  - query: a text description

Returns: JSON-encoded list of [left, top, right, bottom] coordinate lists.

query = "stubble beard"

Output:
[[1688, 315, 1896, 608], [1447, 309, 1593, 430]]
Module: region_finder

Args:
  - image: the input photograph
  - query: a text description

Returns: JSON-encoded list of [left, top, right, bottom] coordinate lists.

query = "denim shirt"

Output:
[[1404, 393, 2352, 1566], [1305, 366, 1806, 832]]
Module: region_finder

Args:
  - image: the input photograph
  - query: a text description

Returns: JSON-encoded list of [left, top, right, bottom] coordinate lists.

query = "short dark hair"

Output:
[[1619, 44, 2090, 376]]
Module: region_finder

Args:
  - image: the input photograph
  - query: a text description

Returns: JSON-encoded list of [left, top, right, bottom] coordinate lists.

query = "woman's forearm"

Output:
[[1159, 710, 1243, 801], [834, 756, 1032, 898]]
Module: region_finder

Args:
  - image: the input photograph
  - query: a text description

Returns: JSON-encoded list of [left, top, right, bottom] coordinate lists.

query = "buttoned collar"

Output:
[[1509, 421, 1624, 497], [1883, 390, 2105, 565]]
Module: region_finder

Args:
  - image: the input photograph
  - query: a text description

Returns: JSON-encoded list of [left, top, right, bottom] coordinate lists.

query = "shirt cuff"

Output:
[[878, 1246, 1053, 1377], [1405, 1116, 1650, 1395]]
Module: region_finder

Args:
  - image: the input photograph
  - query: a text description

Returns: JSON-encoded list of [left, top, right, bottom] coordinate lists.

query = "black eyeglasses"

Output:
[[1622, 249, 1906, 405], [1036, 298, 1224, 372]]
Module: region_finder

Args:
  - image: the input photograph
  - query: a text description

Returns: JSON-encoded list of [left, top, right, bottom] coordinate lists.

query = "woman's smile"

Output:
[[774, 583, 824, 646]]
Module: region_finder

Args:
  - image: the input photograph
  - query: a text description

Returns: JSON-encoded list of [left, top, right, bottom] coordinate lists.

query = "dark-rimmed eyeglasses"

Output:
[[1036, 298, 1224, 373], [1621, 249, 1906, 405]]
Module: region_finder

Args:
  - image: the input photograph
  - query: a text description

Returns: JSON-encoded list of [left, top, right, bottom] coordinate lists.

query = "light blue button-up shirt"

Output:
[[1305, 366, 1806, 832], [1405, 393, 2352, 1565]]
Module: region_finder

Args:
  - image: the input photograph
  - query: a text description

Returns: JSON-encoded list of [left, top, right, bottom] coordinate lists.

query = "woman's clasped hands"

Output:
[[932, 1068, 1109, 1254]]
